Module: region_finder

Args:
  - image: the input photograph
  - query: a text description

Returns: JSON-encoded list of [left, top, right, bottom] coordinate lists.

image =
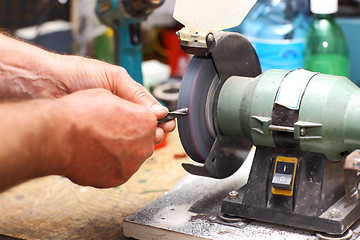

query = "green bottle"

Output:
[[305, 0, 349, 77], [95, 28, 115, 64]]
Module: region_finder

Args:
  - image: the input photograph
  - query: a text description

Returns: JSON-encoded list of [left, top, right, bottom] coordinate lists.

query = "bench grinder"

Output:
[[174, 0, 360, 235]]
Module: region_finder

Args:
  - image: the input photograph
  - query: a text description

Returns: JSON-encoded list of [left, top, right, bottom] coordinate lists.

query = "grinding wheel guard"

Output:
[[178, 31, 261, 179], [182, 136, 253, 178]]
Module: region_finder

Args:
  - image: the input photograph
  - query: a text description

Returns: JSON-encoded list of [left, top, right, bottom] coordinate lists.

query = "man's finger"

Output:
[[117, 76, 169, 119]]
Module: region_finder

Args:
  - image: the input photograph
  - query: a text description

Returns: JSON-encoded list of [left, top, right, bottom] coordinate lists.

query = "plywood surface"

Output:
[[0, 130, 190, 240]]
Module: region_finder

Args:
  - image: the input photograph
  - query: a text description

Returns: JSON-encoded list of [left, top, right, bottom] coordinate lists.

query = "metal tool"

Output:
[[95, 0, 164, 84], [157, 107, 188, 124]]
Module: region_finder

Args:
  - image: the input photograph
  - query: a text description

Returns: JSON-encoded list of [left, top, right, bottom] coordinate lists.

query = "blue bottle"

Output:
[[238, 0, 310, 72]]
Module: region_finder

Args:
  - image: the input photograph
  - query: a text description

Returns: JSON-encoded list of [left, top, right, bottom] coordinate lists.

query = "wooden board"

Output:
[[0, 130, 191, 239]]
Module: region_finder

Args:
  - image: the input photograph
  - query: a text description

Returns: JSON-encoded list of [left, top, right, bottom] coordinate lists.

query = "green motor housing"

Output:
[[217, 69, 360, 162]]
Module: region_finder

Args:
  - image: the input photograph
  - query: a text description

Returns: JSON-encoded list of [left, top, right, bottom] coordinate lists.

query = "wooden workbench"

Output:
[[0, 130, 190, 239]]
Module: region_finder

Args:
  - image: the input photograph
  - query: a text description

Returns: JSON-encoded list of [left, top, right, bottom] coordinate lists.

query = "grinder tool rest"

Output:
[[173, 0, 360, 236]]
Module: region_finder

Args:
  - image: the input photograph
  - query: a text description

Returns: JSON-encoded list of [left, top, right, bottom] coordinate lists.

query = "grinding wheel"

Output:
[[176, 32, 262, 178], [177, 57, 219, 163]]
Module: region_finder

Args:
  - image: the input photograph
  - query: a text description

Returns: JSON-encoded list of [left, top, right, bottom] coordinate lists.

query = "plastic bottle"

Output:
[[238, 0, 309, 71], [304, 0, 349, 77]]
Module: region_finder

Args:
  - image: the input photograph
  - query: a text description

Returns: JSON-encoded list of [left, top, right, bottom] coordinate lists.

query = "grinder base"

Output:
[[221, 146, 360, 235], [123, 152, 360, 239]]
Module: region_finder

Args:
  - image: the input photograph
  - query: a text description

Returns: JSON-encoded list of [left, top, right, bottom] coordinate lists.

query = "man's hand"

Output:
[[0, 33, 177, 191], [55, 56, 176, 143], [58, 89, 158, 188], [0, 89, 161, 191], [0, 33, 175, 143]]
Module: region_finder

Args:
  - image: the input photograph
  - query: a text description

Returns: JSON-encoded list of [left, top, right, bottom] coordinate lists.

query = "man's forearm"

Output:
[[0, 33, 69, 99], [0, 99, 69, 191]]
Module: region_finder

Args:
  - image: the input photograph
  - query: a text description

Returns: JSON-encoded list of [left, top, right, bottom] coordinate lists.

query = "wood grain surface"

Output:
[[0, 130, 191, 240]]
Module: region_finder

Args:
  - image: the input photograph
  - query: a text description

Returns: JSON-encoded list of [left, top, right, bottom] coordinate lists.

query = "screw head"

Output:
[[329, 208, 341, 218], [209, 216, 217, 221], [300, 127, 306, 136], [229, 190, 239, 199], [207, 33, 215, 42], [236, 222, 245, 227]]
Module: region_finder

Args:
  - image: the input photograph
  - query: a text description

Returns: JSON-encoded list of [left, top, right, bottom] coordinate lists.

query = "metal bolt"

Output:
[[209, 216, 217, 221], [329, 208, 341, 219], [236, 222, 246, 227], [207, 33, 215, 42], [300, 127, 306, 136], [229, 190, 239, 199]]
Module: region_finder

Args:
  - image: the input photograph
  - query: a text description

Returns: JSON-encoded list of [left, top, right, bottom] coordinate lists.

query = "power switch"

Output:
[[271, 156, 298, 196]]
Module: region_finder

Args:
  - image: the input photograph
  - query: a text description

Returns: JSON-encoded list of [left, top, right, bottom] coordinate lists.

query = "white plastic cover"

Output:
[[173, 0, 257, 32], [310, 0, 338, 14]]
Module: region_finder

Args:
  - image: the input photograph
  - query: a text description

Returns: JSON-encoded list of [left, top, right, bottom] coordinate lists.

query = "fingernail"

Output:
[[156, 134, 165, 145], [151, 104, 167, 112]]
